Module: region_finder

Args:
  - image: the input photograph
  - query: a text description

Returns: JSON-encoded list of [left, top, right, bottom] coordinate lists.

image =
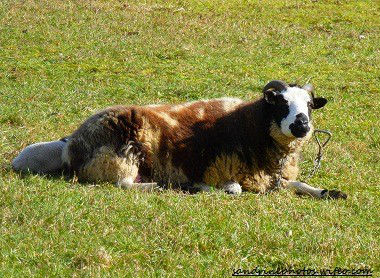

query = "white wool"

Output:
[[12, 140, 66, 173]]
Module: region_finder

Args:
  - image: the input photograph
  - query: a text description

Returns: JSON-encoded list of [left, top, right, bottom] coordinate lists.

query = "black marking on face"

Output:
[[289, 113, 310, 138], [265, 94, 290, 128], [264, 82, 328, 138]]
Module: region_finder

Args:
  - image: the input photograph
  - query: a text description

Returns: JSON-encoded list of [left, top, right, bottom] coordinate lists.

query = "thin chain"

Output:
[[272, 129, 332, 190], [303, 129, 332, 180]]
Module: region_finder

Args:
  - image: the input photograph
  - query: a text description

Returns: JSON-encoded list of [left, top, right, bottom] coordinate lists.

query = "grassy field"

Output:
[[1, 0, 380, 277]]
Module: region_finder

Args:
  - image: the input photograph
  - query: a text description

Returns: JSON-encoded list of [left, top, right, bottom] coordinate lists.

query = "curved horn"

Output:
[[303, 84, 314, 92], [263, 80, 288, 93], [303, 84, 315, 99]]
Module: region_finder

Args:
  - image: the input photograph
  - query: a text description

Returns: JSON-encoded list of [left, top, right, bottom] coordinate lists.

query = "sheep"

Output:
[[12, 80, 346, 199], [12, 139, 67, 174]]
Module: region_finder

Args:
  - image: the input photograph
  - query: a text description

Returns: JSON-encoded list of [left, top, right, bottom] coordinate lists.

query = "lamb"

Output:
[[12, 80, 347, 199]]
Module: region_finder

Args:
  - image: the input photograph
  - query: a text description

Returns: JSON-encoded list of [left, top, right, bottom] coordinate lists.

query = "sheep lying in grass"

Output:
[[12, 80, 347, 199]]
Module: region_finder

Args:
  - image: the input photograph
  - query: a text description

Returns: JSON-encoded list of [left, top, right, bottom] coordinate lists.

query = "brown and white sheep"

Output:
[[12, 80, 346, 198], [48, 80, 345, 199]]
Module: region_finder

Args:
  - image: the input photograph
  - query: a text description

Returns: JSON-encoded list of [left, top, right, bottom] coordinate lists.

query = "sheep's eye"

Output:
[[275, 96, 287, 105]]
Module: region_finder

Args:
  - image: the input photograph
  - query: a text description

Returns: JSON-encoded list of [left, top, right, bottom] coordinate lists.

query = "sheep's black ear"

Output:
[[312, 97, 327, 109], [263, 90, 278, 105]]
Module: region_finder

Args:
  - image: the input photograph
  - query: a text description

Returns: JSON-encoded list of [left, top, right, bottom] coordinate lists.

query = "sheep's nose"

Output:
[[290, 113, 310, 138], [294, 113, 308, 127]]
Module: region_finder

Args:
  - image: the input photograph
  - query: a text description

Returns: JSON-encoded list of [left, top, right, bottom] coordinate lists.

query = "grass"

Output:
[[1, 0, 380, 277]]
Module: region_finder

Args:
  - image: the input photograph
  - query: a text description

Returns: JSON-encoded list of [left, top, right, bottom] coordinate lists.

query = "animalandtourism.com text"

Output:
[[232, 267, 373, 277]]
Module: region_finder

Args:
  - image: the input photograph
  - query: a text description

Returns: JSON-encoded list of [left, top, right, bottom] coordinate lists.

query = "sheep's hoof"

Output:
[[322, 189, 347, 199]]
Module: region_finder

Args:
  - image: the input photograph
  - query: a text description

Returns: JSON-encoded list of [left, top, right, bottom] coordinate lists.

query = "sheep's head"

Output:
[[263, 80, 327, 138]]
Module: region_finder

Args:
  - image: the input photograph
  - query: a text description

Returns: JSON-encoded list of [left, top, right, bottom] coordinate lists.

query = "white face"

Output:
[[280, 87, 312, 137]]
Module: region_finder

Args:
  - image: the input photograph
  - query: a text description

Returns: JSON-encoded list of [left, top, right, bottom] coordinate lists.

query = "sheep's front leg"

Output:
[[285, 180, 347, 199], [222, 181, 242, 195]]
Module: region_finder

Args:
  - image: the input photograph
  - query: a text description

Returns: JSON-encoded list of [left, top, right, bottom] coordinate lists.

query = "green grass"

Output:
[[1, 0, 380, 277]]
